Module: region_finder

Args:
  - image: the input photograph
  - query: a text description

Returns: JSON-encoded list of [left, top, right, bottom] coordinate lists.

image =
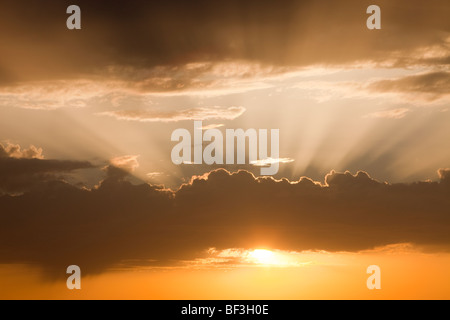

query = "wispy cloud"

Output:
[[250, 157, 295, 167], [367, 71, 450, 102], [99, 106, 246, 122], [146, 172, 164, 178], [0, 80, 119, 110], [183, 248, 312, 269], [110, 155, 140, 172], [364, 108, 410, 119], [200, 124, 225, 130]]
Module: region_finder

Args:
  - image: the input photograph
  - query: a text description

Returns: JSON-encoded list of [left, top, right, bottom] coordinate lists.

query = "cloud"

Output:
[[110, 155, 140, 172], [0, 142, 44, 159], [438, 168, 450, 185], [99, 106, 246, 122], [0, 143, 93, 194], [185, 248, 311, 269], [1, 165, 450, 277], [0, 80, 113, 110], [0, 1, 448, 87], [108, 62, 288, 95], [201, 124, 224, 130], [250, 157, 295, 166], [324, 170, 383, 188], [367, 72, 450, 102], [0, 61, 293, 110], [0, 158, 94, 194], [0, 62, 287, 110], [147, 172, 164, 178], [364, 108, 410, 119]]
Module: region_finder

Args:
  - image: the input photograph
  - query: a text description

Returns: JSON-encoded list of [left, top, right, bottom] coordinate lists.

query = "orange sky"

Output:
[[2, 244, 450, 299]]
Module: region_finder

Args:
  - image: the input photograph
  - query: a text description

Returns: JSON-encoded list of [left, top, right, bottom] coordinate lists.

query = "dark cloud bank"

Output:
[[0, 0, 449, 84], [0, 143, 93, 194], [0, 150, 449, 277]]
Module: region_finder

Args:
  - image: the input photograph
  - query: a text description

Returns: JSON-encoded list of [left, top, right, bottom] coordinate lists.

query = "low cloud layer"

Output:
[[0, 160, 449, 277], [0, 143, 93, 194]]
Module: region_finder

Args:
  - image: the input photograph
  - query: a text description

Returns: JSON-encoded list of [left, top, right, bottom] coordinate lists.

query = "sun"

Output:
[[248, 249, 276, 265]]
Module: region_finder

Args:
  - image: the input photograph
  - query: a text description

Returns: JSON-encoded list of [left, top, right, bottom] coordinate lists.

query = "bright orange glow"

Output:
[[248, 249, 276, 265], [1, 244, 450, 299]]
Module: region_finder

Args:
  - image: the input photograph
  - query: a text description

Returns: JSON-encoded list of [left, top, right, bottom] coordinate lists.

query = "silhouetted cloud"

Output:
[[1, 165, 449, 277], [0, 143, 93, 194], [438, 168, 450, 186]]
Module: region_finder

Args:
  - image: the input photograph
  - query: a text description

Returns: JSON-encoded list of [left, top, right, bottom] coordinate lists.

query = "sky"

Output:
[[0, 0, 449, 299]]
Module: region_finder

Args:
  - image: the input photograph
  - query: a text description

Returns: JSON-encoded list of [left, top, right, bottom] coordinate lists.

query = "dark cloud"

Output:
[[439, 168, 450, 185], [0, 143, 93, 194], [368, 71, 450, 100], [0, 158, 94, 194], [324, 170, 382, 188], [0, 0, 448, 85], [1, 166, 450, 278], [0, 146, 7, 158]]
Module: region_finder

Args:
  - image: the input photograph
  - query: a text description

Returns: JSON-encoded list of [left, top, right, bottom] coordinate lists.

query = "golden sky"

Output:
[[0, 0, 449, 299]]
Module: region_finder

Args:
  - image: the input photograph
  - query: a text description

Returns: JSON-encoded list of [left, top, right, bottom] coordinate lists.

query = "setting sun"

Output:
[[249, 249, 276, 265]]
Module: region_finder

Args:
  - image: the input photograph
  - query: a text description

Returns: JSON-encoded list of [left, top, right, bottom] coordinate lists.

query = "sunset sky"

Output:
[[0, 0, 449, 299]]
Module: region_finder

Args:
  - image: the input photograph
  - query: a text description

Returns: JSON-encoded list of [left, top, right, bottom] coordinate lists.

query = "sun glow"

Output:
[[196, 248, 312, 268], [248, 249, 277, 265]]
